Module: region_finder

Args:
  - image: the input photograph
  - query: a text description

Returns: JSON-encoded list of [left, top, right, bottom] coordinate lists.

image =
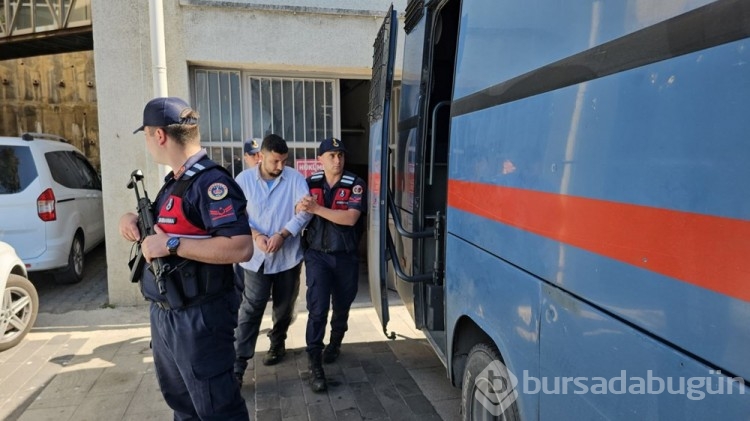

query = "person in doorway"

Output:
[[233, 134, 311, 384], [243, 137, 261, 167], [118, 96, 252, 420], [296, 137, 366, 393]]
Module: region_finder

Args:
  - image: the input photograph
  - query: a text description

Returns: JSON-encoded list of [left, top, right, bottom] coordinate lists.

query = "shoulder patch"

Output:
[[208, 182, 229, 200], [352, 185, 363, 195], [209, 199, 237, 224]]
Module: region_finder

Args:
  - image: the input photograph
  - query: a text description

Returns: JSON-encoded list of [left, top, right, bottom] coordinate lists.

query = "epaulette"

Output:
[[173, 159, 226, 196], [340, 173, 355, 186]]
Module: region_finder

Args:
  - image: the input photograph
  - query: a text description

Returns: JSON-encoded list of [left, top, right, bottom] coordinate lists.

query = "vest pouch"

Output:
[[177, 261, 200, 299], [199, 264, 232, 296], [333, 224, 357, 254], [164, 285, 185, 308]]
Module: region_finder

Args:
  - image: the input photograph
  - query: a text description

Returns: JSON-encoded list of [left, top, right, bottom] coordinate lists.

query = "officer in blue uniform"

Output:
[[119, 97, 252, 420], [296, 137, 366, 393]]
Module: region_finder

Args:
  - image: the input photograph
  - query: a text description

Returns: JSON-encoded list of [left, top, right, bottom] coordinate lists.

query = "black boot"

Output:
[[308, 353, 327, 392], [263, 342, 286, 366], [323, 331, 344, 364]]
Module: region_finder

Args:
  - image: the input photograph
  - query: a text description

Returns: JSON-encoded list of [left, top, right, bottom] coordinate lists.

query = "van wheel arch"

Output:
[[452, 317, 522, 420], [55, 230, 84, 284], [451, 316, 495, 387]]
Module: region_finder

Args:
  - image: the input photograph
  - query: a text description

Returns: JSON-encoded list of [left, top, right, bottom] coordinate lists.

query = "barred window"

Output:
[[191, 68, 338, 177]]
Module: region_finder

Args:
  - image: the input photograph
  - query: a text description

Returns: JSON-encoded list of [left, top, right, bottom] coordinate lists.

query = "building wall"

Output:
[[92, 0, 405, 305], [0, 52, 100, 170]]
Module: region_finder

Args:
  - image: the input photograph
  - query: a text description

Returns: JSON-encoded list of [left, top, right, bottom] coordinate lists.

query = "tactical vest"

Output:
[[304, 171, 361, 254], [156, 163, 214, 237], [141, 160, 234, 307]]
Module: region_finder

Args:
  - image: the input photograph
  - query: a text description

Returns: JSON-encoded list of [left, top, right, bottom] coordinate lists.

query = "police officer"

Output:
[[119, 97, 252, 420], [296, 137, 366, 393], [243, 137, 261, 167]]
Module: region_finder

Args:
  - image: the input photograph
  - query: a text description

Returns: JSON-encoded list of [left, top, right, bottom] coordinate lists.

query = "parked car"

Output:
[[0, 241, 38, 351], [0, 133, 105, 284]]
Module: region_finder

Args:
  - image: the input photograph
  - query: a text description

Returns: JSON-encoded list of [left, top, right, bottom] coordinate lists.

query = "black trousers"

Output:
[[233, 262, 301, 374], [304, 249, 359, 355]]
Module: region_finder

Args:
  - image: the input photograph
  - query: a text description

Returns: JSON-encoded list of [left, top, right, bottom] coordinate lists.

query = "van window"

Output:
[[0, 146, 38, 194], [46, 151, 85, 189], [71, 152, 102, 190]]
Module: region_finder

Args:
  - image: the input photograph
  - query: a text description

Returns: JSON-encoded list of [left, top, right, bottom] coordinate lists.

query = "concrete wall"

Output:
[[0, 53, 100, 170], [92, 0, 406, 305]]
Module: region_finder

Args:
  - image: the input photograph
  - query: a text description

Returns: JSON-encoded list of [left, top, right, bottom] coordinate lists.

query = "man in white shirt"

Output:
[[233, 134, 311, 384]]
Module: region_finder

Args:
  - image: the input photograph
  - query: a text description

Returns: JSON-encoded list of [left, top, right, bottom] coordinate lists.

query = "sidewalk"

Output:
[[0, 269, 461, 420]]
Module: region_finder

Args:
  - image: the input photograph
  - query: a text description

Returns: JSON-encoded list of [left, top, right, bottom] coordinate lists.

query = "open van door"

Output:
[[367, 5, 398, 337]]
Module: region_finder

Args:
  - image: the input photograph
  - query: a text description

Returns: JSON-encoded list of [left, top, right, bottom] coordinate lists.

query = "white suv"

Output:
[[0, 133, 105, 283]]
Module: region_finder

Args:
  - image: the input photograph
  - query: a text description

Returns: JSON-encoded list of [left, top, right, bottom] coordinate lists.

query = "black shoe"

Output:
[[322, 343, 340, 364], [308, 353, 327, 392], [263, 343, 286, 366]]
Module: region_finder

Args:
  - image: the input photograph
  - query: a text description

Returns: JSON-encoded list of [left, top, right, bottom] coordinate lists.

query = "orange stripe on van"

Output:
[[448, 180, 750, 303]]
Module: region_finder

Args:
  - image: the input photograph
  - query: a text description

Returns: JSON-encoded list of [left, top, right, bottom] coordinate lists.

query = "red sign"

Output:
[[295, 159, 323, 178]]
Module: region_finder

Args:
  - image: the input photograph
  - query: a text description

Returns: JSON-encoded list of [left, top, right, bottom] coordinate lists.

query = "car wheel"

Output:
[[461, 343, 521, 421], [55, 234, 84, 284], [0, 274, 39, 351]]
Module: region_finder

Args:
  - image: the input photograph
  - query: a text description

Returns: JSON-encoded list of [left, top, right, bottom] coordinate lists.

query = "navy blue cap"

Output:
[[244, 138, 261, 155], [318, 137, 346, 155], [133, 97, 197, 134]]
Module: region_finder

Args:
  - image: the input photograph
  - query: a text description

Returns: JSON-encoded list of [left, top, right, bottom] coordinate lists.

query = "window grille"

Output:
[[191, 68, 338, 177]]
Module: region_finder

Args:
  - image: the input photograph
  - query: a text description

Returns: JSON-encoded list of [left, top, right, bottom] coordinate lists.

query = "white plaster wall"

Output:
[[92, 0, 406, 305]]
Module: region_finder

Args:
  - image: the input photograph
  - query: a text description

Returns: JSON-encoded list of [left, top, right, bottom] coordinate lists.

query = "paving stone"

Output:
[[17, 405, 77, 421], [368, 373, 397, 396], [307, 401, 336, 421], [403, 394, 440, 416], [373, 381, 413, 421], [409, 366, 461, 402], [257, 407, 282, 421], [69, 392, 132, 421], [327, 382, 358, 412], [393, 376, 423, 397], [361, 358, 386, 375], [335, 407, 366, 421], [350, 381, 388, 419], [255, 373, 278, 395], [279, 395, 306, 418], [256, 393, 281, 411], [343, 365, 368, 383], [278, 378, 303, 399]]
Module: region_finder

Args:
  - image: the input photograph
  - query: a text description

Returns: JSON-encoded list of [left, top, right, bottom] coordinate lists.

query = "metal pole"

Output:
[[149, 0, 168, 97], [148, 0, 169, 178]]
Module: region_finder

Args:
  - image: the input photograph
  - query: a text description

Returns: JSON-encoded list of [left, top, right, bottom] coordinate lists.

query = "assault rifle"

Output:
[[127, 169, 169, 295]]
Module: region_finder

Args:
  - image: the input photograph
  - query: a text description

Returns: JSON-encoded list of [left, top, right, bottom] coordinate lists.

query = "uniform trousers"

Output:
[[304, 249, 359, 355], [150, 289, 249, 421], [234, 262, 301, 373]]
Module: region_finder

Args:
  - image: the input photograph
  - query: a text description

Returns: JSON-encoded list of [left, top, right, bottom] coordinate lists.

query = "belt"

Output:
[[150, 288, 229, 311], [154, 301, 172, 310], [309, 247, 346, 254]]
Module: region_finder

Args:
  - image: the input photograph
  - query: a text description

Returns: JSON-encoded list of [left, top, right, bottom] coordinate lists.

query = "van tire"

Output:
[[461, 343, 521, 421], [0, 274, 39, 351], [55, 234, 84, 284]]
